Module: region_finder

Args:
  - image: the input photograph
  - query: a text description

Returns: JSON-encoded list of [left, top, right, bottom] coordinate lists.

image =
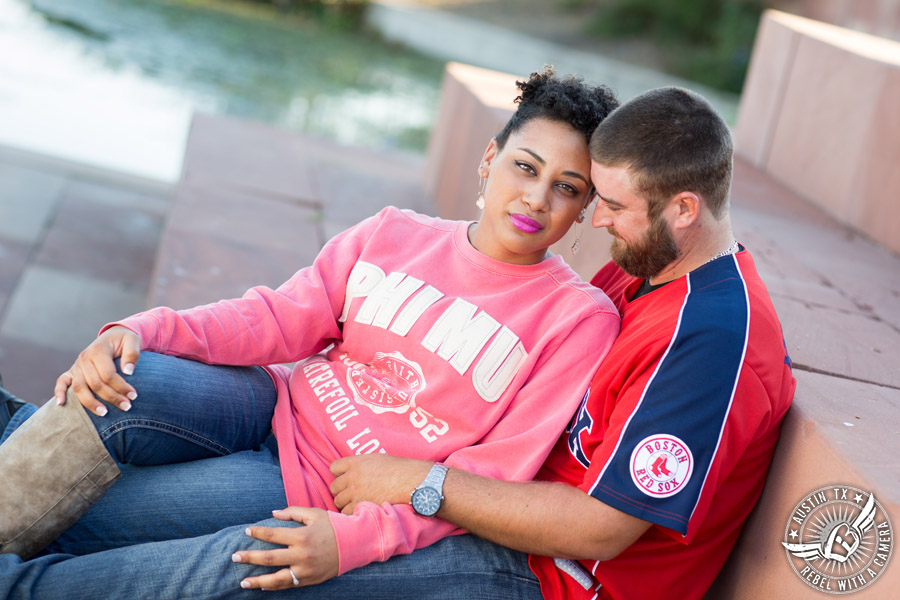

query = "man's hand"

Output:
[[54, 325, 141, 416], [233, 507, 339, 590], [330, 455, 432, 514]]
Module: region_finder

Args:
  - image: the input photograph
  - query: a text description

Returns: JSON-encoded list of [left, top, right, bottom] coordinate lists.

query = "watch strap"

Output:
[[420, 463, 449, 492]]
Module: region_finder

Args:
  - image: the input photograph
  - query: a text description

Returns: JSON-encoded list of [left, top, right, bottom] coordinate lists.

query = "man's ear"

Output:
[[669, 191, 701, 230], [477, 137, 499, 178]]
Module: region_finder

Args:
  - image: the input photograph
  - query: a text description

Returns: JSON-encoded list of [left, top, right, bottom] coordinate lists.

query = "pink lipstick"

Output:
[[510, 213, 543, 233]]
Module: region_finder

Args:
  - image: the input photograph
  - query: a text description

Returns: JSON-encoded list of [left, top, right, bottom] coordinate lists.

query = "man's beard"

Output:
[[609, 215, 679, 280]]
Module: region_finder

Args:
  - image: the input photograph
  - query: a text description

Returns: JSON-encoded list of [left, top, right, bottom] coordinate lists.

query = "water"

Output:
[[0, 0, 445, 181]]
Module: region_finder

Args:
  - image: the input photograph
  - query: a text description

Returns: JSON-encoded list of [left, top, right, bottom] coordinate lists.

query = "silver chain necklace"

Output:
[[705, 240, 739, 264]]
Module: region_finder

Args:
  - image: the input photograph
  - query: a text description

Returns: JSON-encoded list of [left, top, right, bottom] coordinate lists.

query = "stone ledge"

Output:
[[708, 372, 899, 598], [150, 113, 430, 311]]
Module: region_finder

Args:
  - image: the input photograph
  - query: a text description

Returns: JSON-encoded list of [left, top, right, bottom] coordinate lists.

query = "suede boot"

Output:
[[0, 389, 121, 558]]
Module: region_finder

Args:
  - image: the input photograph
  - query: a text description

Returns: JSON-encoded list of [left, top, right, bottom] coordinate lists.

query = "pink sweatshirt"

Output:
[[113, 207, 619, 573]]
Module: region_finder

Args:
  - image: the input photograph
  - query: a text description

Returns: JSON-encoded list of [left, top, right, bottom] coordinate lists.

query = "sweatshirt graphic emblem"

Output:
[[347, 351, 425, 415], [342, 351, 449, 443]]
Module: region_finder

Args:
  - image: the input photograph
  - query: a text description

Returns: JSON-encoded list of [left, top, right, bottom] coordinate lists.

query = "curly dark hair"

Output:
[[494, 66, 619, 150]]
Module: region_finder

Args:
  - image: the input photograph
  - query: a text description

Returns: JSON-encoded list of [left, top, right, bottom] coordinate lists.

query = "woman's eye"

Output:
[[557, 183, 577, 195], [515, 161, 535, 174]]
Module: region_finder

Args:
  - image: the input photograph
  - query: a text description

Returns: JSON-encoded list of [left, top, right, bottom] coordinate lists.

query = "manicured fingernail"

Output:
[[240, 580, 251, 589], [231, 553, 242, 563], [120, 401, 132, 412], [96, 405, 108, 417], [245, 527, 251, 536], [127, 391, 138, 401], [54, 396, 63, 406], [122, 363, 135, 375]]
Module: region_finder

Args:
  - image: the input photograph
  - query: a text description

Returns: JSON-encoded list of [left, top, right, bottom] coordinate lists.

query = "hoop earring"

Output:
[[571, 208, 586, 255], [476, 176, 487, 210]]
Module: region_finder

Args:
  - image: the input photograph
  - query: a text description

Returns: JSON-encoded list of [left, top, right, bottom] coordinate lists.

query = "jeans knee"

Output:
[[113, 351, 168, 393]]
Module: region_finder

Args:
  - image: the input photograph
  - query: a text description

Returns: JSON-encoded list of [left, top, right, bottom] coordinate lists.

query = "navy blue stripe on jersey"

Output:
[[588, 255, 749, 535], [567, 388, 593, 469]]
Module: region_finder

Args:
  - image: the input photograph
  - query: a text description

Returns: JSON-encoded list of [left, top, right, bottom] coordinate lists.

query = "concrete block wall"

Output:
[[151, 114, 432, 311], [735, 9, 900, 256], [707, 159, 899, 598], [774, 0, 900, 42], [424, 63, 518, 223]]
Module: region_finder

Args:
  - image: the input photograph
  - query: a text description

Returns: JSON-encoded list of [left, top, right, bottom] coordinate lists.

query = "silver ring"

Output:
[[289, 567, 300, 586]]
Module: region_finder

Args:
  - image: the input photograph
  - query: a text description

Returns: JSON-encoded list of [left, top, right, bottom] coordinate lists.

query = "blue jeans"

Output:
[[14, 351, 287, 554], [0, 404, 37, 445], [0, 527, 539, 599], [0, 351, 541, 598]]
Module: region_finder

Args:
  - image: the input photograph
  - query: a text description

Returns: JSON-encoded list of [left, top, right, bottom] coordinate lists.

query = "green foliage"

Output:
[[240, 0, 369, 31], [584, 0, 764, 94], [589, 0, 722, 41]]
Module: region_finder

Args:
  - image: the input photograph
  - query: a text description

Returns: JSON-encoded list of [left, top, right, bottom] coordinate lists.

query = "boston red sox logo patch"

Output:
[[630, 434, 694, 498]]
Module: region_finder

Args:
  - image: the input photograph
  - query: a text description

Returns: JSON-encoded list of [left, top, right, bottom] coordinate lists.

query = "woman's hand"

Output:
[[330, 455, 433, 515], [233, 507, 339, 590], [54, 325, 142, 416]]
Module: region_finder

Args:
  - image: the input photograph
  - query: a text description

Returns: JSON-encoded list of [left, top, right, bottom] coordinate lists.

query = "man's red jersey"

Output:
[[529, 249, 795, 599]]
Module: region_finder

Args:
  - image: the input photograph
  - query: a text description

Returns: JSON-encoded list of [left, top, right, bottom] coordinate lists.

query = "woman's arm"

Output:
[[57, 211, 388, 413]]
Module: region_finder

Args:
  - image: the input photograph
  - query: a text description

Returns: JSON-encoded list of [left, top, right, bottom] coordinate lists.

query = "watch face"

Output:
[[412, 487, 441, 516]]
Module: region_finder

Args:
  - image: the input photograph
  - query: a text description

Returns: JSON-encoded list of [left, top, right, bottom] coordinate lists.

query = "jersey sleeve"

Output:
[[581, 264, 752, 538], [328, 307, 621, 574], [105, 209, 390, 366]]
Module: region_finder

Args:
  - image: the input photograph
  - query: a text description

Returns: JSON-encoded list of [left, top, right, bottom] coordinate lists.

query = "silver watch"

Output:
[[410, 463, 449, 517]]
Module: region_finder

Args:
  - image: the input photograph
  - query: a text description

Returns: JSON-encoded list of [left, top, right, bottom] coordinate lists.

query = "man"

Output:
[[328, 86, 796, 599]]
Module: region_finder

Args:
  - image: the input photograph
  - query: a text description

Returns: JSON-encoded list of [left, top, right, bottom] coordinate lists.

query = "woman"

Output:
[[0, 67, 619, 598]]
